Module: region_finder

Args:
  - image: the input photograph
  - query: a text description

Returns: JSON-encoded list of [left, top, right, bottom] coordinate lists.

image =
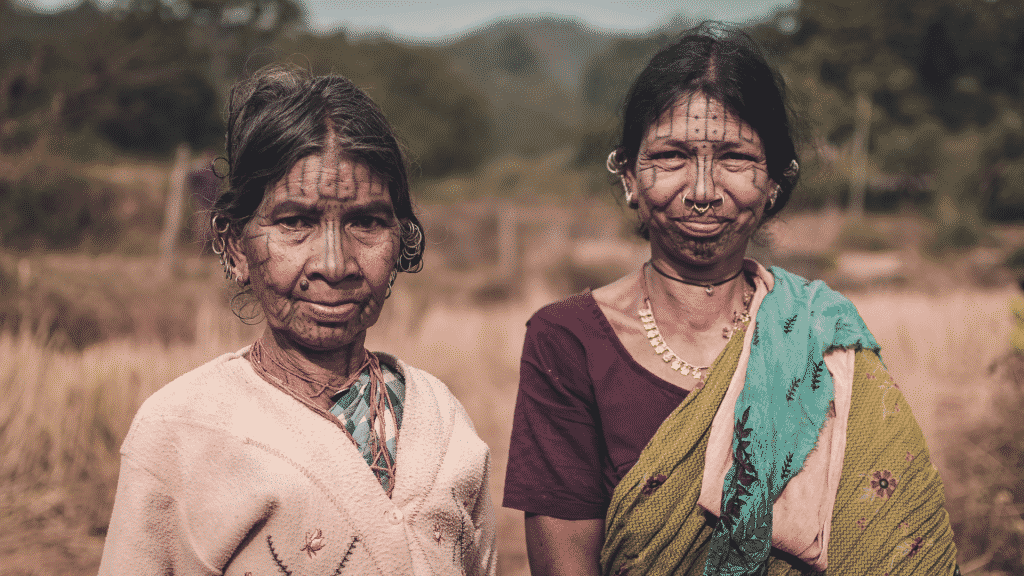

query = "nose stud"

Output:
[[299, 279, 310, 291]]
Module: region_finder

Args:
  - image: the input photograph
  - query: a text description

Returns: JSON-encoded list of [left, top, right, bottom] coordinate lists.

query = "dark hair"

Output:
[[615, 23, 799, 222], [212, 65, 424, 272]]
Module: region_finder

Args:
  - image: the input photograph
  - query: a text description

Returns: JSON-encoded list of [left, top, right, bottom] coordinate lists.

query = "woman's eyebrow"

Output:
[[265, 199, 318, 217], [644, 135, 689, 147], [644, 137, 757, 150], [350, 199, 397, 216]]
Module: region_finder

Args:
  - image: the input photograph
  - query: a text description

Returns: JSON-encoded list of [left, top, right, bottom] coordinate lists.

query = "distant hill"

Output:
[[425, 16, 615, 156], [441, 16, 611, 94]]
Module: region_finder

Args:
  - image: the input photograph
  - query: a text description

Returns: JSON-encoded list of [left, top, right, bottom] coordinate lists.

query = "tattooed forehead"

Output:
[[266, 153, 388, 203], [650, 92, 757, 144]]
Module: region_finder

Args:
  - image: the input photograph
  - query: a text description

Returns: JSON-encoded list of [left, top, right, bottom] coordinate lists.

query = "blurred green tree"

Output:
[[278, 32, 494, 178]]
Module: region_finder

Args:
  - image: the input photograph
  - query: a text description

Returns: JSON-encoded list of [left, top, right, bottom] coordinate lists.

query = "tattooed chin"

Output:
[[663, 227, 735, 263], [272, 301, 382, 350]]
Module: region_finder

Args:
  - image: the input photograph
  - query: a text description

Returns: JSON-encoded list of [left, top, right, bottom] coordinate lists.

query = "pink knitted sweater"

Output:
[[98, 349, 496, 575]]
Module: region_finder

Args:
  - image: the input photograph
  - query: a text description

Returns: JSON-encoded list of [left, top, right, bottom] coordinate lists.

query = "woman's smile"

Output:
[[301, 298, 366, 323], [672, 217, 730, 238]]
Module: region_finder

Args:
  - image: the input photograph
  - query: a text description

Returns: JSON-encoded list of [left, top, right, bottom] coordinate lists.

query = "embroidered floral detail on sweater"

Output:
[[335, 537, 359, 574], [886, 536, 931, 573], [267, 534, 357, 576], [267, 535, 294, 575], [640, 474, 667, 495], [905, 536, 925, 557], [870, 470, 898, 499], [301, 528, 326, 558], [856, 517, 868, 530]]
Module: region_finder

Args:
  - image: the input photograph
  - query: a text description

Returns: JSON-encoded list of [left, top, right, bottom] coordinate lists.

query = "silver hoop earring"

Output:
[[620, 176, 635, 205], [211, 236, 231, 278], [606, 150, 622, 174], [767, 185, 780, 211], [385, 268, 398, 299], [682, 189, 725, 215], [784, 159, 800, 180], [211, 215, 235, 279], [608, 150, 636, 206], [398, 220, 423, 273]]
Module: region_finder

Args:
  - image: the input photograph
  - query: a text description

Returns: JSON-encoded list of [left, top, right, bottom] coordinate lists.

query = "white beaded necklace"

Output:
[[639, 265, 753, 386]]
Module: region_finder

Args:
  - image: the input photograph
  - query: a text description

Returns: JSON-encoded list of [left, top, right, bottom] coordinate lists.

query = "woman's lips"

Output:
[[303, 300, 362, 323], [674, 219, 727, 238]]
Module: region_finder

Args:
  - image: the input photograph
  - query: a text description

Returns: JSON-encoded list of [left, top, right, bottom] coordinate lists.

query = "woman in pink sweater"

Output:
[[98, 66, 496, 576]]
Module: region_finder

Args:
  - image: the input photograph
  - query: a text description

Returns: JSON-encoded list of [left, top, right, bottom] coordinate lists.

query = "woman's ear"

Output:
[[766, 181, 780, 211], [607, 149, 638, 208], [621, 169, 639, 208], [225, 232, 251, 285]]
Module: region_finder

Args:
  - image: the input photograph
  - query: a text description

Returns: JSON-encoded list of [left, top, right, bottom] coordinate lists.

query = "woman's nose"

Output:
[[691, 155, 716, 203], [308, 223, 359, 284]]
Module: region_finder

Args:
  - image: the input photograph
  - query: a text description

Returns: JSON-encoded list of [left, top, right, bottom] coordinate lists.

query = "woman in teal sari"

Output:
[[503, 24, 959, 575]]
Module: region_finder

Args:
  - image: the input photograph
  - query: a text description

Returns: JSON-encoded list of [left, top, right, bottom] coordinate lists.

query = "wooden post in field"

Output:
[[849, 90, 872, 221], [159, 143, 190, 278]]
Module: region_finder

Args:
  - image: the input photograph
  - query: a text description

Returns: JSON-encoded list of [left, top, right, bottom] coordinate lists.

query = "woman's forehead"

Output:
[[268, 152, 388, 202], [650, 92, 759, 145]]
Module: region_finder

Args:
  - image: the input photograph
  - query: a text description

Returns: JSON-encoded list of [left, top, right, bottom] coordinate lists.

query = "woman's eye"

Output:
[[278, 216, 313, 230], [641, 150, 688, 169], [721, 152, 759, 162], [352, 215, 385, 230]]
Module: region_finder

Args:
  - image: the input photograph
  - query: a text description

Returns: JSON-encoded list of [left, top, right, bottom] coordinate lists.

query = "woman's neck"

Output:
[[643, 256, 751, 337], [252, 327, 369, 401]]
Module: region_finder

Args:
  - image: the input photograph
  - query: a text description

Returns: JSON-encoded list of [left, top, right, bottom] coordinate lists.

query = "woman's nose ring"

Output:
[[682, 189, 725, 214]]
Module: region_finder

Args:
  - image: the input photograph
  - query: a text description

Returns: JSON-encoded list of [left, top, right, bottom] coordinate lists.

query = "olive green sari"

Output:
[[600, 333, 959, 575]]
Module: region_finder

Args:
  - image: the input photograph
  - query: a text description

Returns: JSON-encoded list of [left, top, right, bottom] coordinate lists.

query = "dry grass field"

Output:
[[1, 207, 1023, 575]]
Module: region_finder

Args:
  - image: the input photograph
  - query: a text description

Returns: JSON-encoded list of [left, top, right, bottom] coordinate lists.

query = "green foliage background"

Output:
[[2, 0, 1024, 251]]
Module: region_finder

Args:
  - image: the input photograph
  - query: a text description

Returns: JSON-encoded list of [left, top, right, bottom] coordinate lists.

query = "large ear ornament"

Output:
[[783, 159, 799, 181], [606, 150, 622, 175], [607, 149, 635, 206]]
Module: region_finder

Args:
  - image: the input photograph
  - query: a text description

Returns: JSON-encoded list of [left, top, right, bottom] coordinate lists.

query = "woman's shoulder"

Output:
[[130, 347, 258, 427], [530, 291, 600, 326], [528, 270, 639, 330]]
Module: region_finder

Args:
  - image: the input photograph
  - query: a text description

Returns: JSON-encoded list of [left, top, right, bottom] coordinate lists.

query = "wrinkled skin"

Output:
[[228, 146, 400, 363], [625, 92, 775, 279]]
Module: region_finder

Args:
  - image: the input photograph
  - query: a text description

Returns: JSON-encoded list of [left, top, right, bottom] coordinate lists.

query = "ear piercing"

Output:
[[607, 150, 636, 206]]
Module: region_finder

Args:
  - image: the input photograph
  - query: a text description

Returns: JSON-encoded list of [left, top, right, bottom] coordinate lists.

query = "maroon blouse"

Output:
[[502, 291, 690, 520]]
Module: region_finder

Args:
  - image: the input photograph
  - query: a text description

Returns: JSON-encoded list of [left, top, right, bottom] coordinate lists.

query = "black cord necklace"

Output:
[[648, 260, 744, 296]]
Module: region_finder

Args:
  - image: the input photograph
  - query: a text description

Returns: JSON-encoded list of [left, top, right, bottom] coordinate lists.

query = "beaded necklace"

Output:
[[638, 264, 752, 387]]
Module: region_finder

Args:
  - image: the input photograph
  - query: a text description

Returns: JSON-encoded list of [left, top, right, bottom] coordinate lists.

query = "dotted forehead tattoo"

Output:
[[679, 93, 755, 144], [633, 93, 773, 215]]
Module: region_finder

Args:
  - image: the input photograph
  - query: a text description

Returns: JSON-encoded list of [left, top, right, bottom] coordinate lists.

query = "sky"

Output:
[[16, 0, 795, 38]]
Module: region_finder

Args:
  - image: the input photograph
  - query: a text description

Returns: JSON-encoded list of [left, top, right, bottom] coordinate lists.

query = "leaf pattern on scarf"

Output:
[[703, 267, 881, 576]]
